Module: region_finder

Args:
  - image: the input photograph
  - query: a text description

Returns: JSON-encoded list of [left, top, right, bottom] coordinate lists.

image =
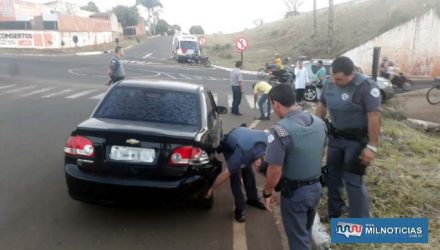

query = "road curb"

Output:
[[75, 51, 104, 56], [212, 65, 258, 75]]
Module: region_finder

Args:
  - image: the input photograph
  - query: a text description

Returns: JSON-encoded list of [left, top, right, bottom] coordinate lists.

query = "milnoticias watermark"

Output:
[[331, 218, 428, 243]]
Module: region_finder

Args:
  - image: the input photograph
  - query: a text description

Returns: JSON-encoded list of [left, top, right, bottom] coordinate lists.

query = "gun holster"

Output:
[[320, 165, 328, 187], [275, 177, 294, 199]]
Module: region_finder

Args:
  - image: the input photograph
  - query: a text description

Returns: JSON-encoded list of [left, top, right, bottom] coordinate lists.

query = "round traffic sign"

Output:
[[198, 36, 207, 46], [236, 37, 248, 52]]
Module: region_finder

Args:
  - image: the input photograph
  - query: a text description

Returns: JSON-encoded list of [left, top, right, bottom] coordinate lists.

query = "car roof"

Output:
[[115, 80, 204, 93], [303, 59, 333, 65]]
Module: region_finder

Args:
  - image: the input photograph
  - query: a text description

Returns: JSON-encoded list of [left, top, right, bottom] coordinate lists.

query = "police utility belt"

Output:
[[275, 177, 321, 198], [328, 123, 367, 141]]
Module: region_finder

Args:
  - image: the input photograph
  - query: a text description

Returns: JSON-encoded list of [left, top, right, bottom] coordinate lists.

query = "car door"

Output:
[[206, 90, 221, 148]]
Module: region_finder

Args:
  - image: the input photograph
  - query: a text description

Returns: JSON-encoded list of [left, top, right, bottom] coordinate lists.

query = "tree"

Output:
[[156, 19, 170, 35], [80, 1, 99, 12], [171, 24, 181, 32], [284, 0, 303, 17], [137, 0, 163, 35], [328, 0, 334, 53], [189, 25, 204, 35], [113, 5, 139, 27]]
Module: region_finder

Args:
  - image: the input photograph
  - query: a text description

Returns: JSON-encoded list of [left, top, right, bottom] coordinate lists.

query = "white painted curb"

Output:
[[75, 51, 103, 56], [212, 65, 258, 75]]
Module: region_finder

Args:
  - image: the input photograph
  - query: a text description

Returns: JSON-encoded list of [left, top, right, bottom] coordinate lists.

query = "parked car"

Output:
[[300, 59, 394, 103], [64, 80, 227, 208], [302, 59, 332, 102]]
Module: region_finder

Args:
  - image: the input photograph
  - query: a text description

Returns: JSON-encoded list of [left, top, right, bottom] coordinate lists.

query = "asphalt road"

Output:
[[0, 37, 284, 250]]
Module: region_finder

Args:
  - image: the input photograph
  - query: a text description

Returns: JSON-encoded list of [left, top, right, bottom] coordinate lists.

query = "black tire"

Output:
[[402, 80, 413, 91], [204, 60, 211, 67], [257, 68, 267, 79], [304, 86, 317, 102], [426, 86, 440, 105]]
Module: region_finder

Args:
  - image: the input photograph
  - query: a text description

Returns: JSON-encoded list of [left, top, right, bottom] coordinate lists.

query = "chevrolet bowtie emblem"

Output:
[[126, 139, 140, 145]]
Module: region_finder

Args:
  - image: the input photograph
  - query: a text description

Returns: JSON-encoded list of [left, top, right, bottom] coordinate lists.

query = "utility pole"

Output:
[[328, 0, 334, 53], [313, 0, 317, 35]]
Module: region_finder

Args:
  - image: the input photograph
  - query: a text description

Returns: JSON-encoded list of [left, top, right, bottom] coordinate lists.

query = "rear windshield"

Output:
[[180, 41, 198, 50], [94, 86, 201, 126]]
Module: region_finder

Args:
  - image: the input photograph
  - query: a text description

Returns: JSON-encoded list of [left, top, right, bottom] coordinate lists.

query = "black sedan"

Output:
[[64, 80, 227, 208]]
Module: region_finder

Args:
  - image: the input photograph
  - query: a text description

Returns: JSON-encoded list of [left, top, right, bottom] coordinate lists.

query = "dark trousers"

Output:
[[327, 136, 370, 218], [281, 182, 322, 250], [295, 88, 305, 103], [230, 166, 259, 210], [231, 86, 242, 114], [112, 76, 125, 84]]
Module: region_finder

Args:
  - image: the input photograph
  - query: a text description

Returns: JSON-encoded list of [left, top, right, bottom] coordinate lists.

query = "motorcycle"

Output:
[[268, 64, 295, 86], [187, 51, 211, 67], [388, 67, 413, 91], [257, 63, 278, 78]]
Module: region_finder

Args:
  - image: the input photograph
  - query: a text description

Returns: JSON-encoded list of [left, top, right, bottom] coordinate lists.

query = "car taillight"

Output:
[[64, 136, 95, 158], [169, 146, 209, 166]]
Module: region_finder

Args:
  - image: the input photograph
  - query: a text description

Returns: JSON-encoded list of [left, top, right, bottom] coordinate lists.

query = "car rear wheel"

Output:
[[304, 86, 317, 102]]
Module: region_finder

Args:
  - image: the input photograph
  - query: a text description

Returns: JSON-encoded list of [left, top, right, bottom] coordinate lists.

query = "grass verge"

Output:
[[317, 115, 440, 249]]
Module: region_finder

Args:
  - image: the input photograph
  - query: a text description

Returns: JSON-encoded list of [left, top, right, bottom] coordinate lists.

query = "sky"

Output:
[[30, 0, 355, 34]]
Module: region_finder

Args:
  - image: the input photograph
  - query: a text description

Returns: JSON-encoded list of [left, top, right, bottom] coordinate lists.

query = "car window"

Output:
[[180, 41, 198, 50], [94, 86, 201, 126], [311, 64, 331, 75]]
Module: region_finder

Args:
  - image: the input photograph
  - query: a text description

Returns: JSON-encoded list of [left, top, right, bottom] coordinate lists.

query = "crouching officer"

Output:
[[205, 127, 267, 222], [263, 84, 327, 250], [315, 56, 381, 219]]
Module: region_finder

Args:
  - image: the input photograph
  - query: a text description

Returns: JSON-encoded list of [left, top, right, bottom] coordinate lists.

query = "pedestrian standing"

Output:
[[315, 56, 381, 220], [314, 60, 327, 98], [263, 84, 327, 250], [205, 127, 268, 222], [107, 46, 125, 85], [294, 60, 310, 105], [253, 81, 272, 120], [230, 61, 243, 115]]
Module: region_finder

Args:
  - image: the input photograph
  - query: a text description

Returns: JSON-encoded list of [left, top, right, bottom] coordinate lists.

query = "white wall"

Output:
[[60, 31, 113, 48], [0, 30, 112, 49], [343, 9, 440, 77]]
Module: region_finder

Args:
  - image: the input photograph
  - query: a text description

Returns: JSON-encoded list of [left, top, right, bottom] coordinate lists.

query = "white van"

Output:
[[172, 34, 200, 62]]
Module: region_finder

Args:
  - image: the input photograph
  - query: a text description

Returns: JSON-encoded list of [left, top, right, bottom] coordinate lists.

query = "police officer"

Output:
[[107, 46, 125, 85], [315, 56, 381, 219], [263, 84, 327, 250], [205, 127, 267, 222]]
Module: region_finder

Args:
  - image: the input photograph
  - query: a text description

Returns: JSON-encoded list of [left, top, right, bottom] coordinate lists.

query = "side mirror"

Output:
[[216, 106, 228, 115]]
